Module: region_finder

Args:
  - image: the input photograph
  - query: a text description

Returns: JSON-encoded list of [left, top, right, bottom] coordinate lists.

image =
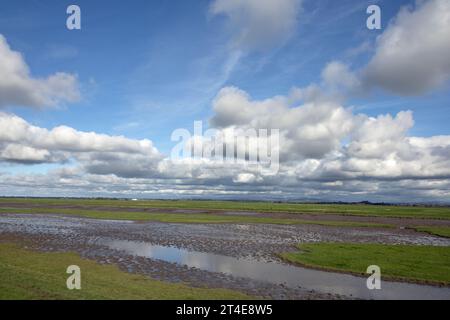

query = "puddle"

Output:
[[102, 239, 450, 300]]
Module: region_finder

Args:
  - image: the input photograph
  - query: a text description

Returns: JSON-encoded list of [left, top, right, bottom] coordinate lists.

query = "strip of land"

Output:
[[281, 243, 450, 286], [0, 243, 252, 300], [412, 226, 450, 238]]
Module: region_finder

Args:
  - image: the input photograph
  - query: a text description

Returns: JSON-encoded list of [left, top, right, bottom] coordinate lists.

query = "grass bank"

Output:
[[280, 243, 450, 286], [412, 226, 450, 239], [0, 243, 251, 300]]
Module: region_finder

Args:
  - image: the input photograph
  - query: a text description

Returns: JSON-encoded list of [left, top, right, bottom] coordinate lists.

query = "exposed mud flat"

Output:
[[0, 214, 449, 300]]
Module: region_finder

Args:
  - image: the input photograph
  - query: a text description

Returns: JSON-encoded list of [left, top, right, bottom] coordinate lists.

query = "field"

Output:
[[0, 207, 394, 228], [1, 197, 450, 219], [0, 198, 449, 300]]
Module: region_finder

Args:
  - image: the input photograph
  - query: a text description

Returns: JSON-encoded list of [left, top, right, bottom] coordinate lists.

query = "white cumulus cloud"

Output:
[[0, 34, 80, 108], [0, 112, 163, 177], [365, 0, 450, 95]]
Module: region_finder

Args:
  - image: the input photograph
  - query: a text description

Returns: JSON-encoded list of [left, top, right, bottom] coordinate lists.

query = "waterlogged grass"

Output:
[[1, 198, 449, 219], [0, 207, 393, 228], [413, 226, 450, 239], [281, 243, 450, 286], [0, 243, 252, 300]]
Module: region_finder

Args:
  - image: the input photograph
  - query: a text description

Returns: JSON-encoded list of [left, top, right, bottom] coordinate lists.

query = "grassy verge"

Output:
[[0, 243, 252, 300], [0, 208, 393, 228], [280, 243, 450, 286], [1, 198, 450, 219], [413, 226, 450, 239]]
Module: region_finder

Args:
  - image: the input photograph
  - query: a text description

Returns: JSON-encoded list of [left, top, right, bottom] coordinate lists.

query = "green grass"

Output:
[[413, 226, 450, 238], [1, 198, 450, 219], [281, 243, 450, 286], [0, 207, 393, 228], [0, 243, 252, 300]]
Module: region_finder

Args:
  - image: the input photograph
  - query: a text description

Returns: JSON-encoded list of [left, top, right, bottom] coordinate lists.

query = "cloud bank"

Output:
[[0, 112, 162, 177], [1, 85, 450, 202]]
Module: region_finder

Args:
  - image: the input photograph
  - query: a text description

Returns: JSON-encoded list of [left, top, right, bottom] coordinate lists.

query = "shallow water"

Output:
[[102, 239, 450, 300]]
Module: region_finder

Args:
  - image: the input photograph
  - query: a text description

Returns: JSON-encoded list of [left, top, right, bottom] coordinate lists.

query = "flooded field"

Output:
[[1, 211, 449, 300]]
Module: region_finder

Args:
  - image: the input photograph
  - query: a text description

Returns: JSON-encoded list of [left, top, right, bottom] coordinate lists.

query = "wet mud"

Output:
[[1, 214, 449, 300]]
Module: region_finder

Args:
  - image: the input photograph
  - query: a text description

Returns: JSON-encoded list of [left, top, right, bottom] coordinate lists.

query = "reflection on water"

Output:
[[103, 239, 450, 300]]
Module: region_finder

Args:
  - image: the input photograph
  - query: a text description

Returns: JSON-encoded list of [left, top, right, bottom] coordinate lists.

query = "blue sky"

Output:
[[2, 0, 448, 150], [1, 0, 450, 201]]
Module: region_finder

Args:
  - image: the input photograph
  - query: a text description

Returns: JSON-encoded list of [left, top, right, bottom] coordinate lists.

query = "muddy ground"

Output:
[[1, 210, 450, 300]]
